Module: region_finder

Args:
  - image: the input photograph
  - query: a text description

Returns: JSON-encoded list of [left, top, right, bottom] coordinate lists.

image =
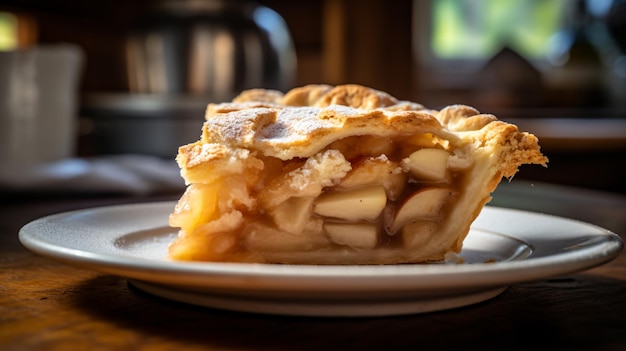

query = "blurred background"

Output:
[[0, 0, 625, 194]]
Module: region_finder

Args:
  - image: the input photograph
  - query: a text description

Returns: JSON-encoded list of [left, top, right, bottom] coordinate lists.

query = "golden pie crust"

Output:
[[168, 84, 548, 264]]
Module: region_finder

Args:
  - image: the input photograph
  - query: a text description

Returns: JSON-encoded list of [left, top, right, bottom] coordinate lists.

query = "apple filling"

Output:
[[168, 84, 547, 264], [171, 136, 467, 263]]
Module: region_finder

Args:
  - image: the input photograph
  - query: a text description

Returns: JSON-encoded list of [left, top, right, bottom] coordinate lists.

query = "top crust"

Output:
[[202, 106, 443, 161], [178, 84, 547, 184]]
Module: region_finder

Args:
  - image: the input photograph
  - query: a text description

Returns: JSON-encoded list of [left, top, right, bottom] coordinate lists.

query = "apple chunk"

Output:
[[389, 187, 452, 233], [269, 197, 315, 234], [337, 156, 407, 201], [169, 182, 220, 233], [403, 148, 450, 181], [244, 222, 328, 252], [402, 221, 439, 250], [313, 185, 387, 221], [324, 222, 379, 249]]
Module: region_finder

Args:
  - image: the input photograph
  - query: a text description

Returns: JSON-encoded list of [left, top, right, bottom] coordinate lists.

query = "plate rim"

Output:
[[18, 201, 624, 292]]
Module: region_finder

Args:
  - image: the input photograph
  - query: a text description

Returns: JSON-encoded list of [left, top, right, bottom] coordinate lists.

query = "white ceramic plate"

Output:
[[19, 202, 623, 317]]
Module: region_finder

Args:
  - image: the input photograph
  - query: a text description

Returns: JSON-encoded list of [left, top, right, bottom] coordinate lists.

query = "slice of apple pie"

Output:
[[168, 84, 547, 264]]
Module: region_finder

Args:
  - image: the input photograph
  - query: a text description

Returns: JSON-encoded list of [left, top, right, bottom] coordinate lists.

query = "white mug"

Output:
[[0, 44, 83, 165]]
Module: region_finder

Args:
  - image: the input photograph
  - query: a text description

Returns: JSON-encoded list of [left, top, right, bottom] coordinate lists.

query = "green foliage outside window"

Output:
[[0, 12, 18, 51], [432, 0, 567, 60]]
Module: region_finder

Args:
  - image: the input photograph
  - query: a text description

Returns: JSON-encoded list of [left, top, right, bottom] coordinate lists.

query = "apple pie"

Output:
[[168, 84, 547, 264]]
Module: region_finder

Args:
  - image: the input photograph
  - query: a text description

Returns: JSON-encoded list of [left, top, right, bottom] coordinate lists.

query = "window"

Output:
[[414, 0, 570, 77], [0, 12, 18, 51], [430, 0, 566, 61]]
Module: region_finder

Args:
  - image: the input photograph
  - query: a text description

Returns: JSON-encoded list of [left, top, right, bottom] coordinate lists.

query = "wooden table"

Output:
[[2, 181, 626, 351]]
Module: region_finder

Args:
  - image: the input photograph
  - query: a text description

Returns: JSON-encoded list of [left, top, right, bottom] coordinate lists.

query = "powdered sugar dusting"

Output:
[[200, 94, 443, 160], [262, 105, 366, 140]]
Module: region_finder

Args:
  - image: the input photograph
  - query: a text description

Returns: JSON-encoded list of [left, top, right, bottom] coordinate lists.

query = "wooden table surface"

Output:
[[2, 181, 626, 351]]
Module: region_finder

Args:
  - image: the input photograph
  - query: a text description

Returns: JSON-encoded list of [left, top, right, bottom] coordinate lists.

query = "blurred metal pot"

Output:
[[125, 0, 297, 97], [83, 1, 296, 159], [80, 93, 207, 159]]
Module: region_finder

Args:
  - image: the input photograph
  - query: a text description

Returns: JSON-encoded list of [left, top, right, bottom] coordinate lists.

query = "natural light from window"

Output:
[[0, 12, 18, 51], [431, 0, 567, 60]]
